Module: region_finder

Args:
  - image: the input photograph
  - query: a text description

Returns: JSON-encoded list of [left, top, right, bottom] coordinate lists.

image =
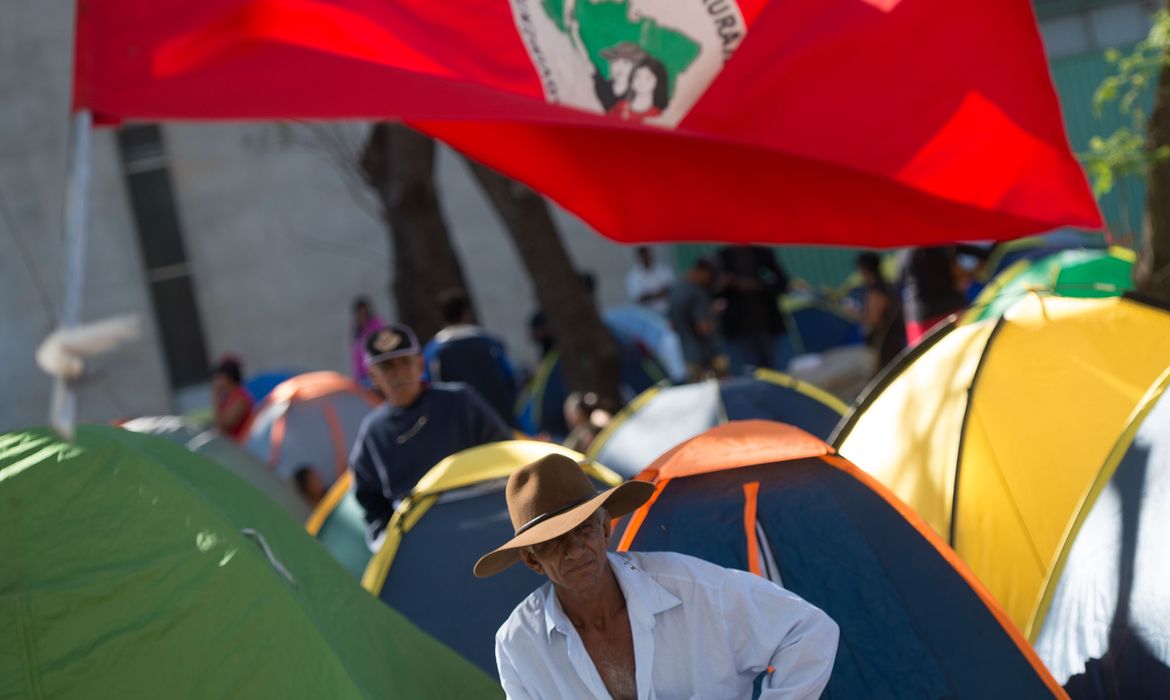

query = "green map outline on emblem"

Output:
[[541, 0, 700, 99]]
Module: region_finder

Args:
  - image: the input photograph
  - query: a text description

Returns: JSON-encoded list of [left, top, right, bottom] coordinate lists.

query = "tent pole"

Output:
[[50, 109, 93, 440]]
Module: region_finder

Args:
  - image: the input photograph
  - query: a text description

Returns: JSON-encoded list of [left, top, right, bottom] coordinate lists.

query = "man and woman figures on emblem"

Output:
[[594, 42, 671, 122]]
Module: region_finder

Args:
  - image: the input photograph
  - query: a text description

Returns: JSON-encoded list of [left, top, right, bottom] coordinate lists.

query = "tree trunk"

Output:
[[463, 159, 622, 407], [1139, 11, 1170, 301], [361, 123, 472, 341]]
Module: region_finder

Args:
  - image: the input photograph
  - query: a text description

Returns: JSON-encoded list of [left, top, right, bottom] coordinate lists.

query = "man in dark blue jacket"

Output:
[[423, 289, 519, 426], [350, 323, 511, 548]]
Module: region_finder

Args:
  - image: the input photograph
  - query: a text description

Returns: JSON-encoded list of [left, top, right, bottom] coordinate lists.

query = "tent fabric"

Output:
[[833, 294, 1170, 635], [515, 332, 667, 438], [121, 416, 312, 522], [1032, 369, 1170, 697], [980, 230, 1108, 283], [588, 370, 846, 477], [362, 441, 620, 676], [243, 371, 378, 488], [245, 369, 299, 403], [73, 0, 1100, 247], [966, 247, 1136, 323], [305, 470, 372, 580], [0, 426, 500, 699], [617, 421, 1064, 698], [778, 296, 864, 363], [603, 304, 688, 383]]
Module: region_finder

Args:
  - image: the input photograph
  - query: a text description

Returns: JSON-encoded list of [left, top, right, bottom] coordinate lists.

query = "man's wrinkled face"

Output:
[[369, 354, 424, 407], [521, 511, 611, 592]]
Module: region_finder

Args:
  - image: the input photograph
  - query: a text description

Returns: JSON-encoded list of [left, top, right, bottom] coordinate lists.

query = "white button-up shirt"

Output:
[[495, 551, 839, 699]]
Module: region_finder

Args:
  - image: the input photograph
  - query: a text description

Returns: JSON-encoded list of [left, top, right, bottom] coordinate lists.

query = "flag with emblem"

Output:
[[74, 0, 1102, 245]]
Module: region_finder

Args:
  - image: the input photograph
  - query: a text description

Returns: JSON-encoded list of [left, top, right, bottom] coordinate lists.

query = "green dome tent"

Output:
[[965, 247, 1135, 323], [0, 426, 499, 699], [120, 415, 312, 522]]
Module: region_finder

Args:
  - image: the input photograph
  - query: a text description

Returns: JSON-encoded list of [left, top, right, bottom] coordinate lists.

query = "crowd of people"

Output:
[[200, 242, 988, 697], [212, 243, 979, 511]]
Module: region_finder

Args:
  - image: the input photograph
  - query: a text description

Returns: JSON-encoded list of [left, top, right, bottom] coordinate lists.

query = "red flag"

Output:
[[74, 0, 1103, 245]]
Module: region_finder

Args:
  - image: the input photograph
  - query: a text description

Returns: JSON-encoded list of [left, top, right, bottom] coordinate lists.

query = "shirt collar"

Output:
[[387, 383, 429, 416], [433, 324, 480, 343], [541, 552, 681, 641]]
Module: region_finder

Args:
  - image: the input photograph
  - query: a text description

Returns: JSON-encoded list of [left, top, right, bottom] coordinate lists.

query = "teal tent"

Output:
[[306, 470, 372, 580], [0, 426, 500, 698]]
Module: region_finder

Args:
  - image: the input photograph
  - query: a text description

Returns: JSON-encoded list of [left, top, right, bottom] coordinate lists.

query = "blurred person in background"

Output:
[[717, 245, 789, 374], [351, 297, 385, 386], [669, 257, 727, 381], [898, 246, 967, 345], [211, 356, 254, 441], [424, 288, 519, 427], [293, 465, 328, 507], [626, 246, 675, 316], [856, 252, 907, 372], [562, 391, 615, 453]]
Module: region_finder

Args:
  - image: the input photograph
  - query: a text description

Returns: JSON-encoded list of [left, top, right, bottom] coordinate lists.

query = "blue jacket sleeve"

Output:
[[348, 422, 394, 539], [421, 339, 440, 382]]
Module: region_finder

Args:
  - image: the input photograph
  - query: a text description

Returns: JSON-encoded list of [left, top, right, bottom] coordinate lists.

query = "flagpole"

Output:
[[50, 109, 93, 440]]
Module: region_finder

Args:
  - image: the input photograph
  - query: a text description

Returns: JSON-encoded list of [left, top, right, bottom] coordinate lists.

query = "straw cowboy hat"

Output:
[[474, 454, 655, 578]]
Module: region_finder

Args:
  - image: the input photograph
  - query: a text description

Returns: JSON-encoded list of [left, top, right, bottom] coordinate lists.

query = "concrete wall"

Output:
[[1, 0, 171, 432], [163, 123, 638, 384]]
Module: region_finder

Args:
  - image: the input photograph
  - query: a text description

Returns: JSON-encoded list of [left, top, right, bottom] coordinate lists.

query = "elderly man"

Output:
[[475, 455, 839, 699], [351, 323, 511, 547]]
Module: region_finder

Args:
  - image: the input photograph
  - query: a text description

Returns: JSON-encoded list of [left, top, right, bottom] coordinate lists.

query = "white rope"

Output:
[[36, 315, 141, 380]]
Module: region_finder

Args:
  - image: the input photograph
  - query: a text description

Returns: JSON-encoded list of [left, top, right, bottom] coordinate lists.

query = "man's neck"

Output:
[[555, 561, 627, 632], [387, 383, 427, 411]]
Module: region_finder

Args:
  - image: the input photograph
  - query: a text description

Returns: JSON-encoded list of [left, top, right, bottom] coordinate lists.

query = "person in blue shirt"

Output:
[[422, 289, 519, 427], [351, 323, 512, 548]]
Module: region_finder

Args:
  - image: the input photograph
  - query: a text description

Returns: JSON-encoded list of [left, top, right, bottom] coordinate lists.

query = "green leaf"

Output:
[[1093, 165, 1115, 197]]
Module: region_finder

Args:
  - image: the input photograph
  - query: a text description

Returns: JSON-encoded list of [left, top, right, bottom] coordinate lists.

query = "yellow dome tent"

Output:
[[832, 294, 1170, 636]]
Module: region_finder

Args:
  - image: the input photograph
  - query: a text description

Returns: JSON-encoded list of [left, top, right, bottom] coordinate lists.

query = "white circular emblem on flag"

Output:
[[510, 0, 749, 128]]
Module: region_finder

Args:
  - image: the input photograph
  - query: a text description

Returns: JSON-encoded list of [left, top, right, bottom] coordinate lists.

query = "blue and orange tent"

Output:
[[361, 441, 621, 676], [243, 371, 378, 489], [617, 421, 1066, 697], [588, 370, 847, 478]]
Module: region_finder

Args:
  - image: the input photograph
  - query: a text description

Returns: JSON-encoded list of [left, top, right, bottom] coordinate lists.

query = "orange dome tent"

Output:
[[618, 421, 1065, 698], [243, 371, 379, 489]]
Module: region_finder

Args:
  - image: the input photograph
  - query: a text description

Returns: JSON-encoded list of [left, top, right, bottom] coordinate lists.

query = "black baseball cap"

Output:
[[364, 324, 420, 367]]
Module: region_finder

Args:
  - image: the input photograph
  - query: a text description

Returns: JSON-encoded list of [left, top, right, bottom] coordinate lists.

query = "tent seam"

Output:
[[829, 318, 958, 447], [1027, 367, 1170, 641], [949, 314, 1007, 546], [14, 594, 42, 700]]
